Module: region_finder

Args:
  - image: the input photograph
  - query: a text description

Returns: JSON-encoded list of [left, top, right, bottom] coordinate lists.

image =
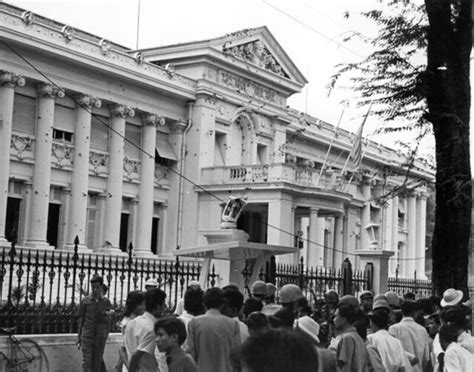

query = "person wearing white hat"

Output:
[[295, 315, 320, 344], [440, 288, 464, 308], [144, 278, 158, 291]]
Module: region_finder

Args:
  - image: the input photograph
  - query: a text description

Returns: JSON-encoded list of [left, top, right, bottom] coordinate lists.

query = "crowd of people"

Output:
[[77, 275, 474, 372]]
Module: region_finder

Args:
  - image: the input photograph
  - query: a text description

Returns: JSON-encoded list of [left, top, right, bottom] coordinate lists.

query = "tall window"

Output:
[[13, 93, 36, 134], [125, 123, 141, 159], [53, 104, 74, 142], [90, 115, 109, 151]]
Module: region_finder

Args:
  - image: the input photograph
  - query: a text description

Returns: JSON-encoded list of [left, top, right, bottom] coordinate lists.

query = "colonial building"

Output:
[[0, 3, 433, 280]]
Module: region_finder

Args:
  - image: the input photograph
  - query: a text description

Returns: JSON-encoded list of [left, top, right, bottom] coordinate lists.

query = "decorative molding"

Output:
[[10, 133, 34, 160], [51, 142, 73, 168], [89, 150, 108, 174], [21, 11, 35, 25], [223, 39, 289, 78], [123, 156, 140, 179], [109, 104, 135, 118], [218, 70, 283, 105], [61, 25, 74, 42], [0, 10, 196, 91], [99, 39, 111, 55], [76, 94, 101, 109], [35, 83, 65, 98], [155, 164, 170, 182], [0, 70, 25, 88], [133, 52, 144, 64]]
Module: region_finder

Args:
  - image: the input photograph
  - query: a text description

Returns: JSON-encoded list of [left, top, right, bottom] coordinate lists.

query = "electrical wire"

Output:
[[0, 38, 426, 263]]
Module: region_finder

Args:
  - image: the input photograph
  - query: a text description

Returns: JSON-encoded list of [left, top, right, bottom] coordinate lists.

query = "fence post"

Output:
[[127, 242, 133, 294], [6, 228, 17, 307], [341, 258, 353, 295], [364, 263, 374, 292], [298, 257, 305, 289]]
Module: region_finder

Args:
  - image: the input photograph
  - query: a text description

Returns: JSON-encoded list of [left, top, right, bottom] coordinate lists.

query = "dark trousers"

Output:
[[81, 336, 107, 372]]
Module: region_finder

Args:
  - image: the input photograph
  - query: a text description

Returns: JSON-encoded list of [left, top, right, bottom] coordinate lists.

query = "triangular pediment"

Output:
[[214, 27, 307, 86]]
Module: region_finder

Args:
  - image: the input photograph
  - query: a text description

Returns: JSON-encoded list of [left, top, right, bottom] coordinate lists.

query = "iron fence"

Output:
[[245, 257, 370, 307], [387, 269, 433, 299], [0, 238, 203, 334]]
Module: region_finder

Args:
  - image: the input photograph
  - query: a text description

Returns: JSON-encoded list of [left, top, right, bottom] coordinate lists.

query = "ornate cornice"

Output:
[[0, 70, 25, 88], [109, 104, 135, 118], [35, 82, 65, 98], [76, 94, 101, 109]]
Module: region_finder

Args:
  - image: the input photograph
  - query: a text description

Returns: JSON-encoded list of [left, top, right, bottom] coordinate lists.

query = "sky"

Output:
[[5, 0, 437, 159]]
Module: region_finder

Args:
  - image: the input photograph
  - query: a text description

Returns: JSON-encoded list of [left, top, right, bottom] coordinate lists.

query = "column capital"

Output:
[[36, 82, 65, 98], [140, 113, 165, 127], [170, 119, 188, 133], [0, 70, 26, 88], [310, 207, 319, 214], [76, 94, 102, 109], [110, 104, 135, 118]]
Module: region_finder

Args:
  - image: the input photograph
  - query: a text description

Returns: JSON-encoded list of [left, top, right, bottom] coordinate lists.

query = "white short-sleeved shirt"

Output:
[[124, 311, 168, 372], [367, 329, 411, 372], [444, 342, 474, 372]]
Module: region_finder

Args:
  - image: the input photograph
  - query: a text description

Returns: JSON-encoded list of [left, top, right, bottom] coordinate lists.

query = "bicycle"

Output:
[[0, 327, 49, 372]]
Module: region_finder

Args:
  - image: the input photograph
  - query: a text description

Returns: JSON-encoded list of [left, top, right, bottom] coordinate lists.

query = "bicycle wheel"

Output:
[[11, 338, 49, 372]]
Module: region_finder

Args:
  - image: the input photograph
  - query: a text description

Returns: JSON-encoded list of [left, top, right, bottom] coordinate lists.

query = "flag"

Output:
[[348, 104, 372, 168]]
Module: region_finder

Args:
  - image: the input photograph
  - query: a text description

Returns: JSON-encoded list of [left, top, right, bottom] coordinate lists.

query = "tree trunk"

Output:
[[425, 0, 471, 296]]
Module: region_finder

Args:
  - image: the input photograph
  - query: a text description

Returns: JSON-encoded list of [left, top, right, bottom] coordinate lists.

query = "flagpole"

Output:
[[343, 138, 371, 193], [340, 103, 372, 176], [136, 0, 141, 49], [317, 108, 344, 187]]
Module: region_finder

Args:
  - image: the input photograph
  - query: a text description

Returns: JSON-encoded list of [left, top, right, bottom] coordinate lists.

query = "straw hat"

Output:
[[440, 288, 463, 307]]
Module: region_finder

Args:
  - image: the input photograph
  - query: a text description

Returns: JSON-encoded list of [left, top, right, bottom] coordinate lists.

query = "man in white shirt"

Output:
[[368, 310, 411, 372], [389, 301, 432, 372], [439, 323, 474, 372], [125, 288, 167, 372]]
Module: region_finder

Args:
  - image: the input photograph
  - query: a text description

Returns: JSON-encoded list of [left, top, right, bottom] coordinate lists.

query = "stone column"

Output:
[[66, 95, 101, 251], [307, 208, 323, 267], [102, 104, 134, 253], [25, 83, 64, 249], [416, 193, 427, 278], [269, 195, 293, 263], [390, 195, 399, 275], [135, 114, 158, 257], [361, 181, 371, 250], [383, 198, 393, 251], [405, 193, 417, 277], [0, 71, 25, 246], [333, 214, 344, 268]]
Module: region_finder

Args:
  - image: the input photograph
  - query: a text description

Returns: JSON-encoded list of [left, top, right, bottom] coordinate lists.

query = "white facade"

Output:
[[0, 3, 433, 278]]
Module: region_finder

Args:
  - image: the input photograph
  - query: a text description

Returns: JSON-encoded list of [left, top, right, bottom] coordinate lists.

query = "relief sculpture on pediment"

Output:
[[223, 40, 289, 78]]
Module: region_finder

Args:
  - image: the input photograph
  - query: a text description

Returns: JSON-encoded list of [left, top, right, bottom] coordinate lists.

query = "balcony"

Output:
[[201, 164, 348, 192]]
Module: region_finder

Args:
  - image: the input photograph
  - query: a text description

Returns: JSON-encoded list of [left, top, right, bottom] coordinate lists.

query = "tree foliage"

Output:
[[328, 1, 429, 134], [331, 0, 472, 295]]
